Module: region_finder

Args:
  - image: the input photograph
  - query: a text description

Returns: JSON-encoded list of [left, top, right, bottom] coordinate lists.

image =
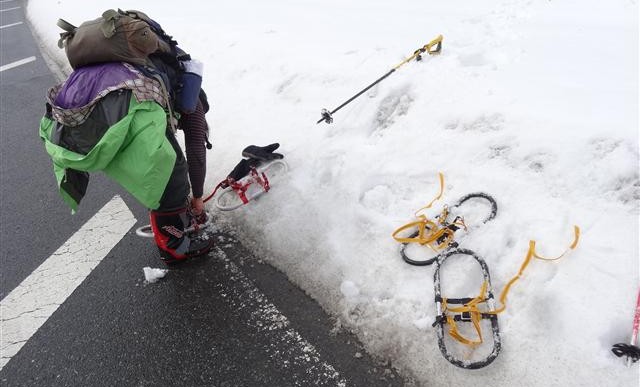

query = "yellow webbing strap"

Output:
[[533, 225, 581, 261], [446, 314, 483, 346], [442, 226, 580, 345], [442, 281, 488, 346], [392, 216, 434, 244], [392, 172, 447, 248], [415, 172, 445, 217], [491, 225, 581, 314]]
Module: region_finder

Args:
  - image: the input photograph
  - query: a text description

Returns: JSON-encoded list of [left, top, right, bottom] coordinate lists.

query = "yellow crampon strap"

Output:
[[415, 172, 445, 217], [532, 225, 581, 261], [391, 215, 454, 249], [442, 226, 580, 345], [490, 225, 580, 314], [392, 216, 435, 244], [442, 282, 488, 346], [392, 173, 449, 251], [446, 313, 483, 346]]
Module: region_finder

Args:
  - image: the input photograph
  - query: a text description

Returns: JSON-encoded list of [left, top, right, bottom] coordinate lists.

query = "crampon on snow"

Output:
[[392, 173, 580, 369], [212, 158, 288, 211], [395, 192, 498, 266], [432, 248, 501, 369]]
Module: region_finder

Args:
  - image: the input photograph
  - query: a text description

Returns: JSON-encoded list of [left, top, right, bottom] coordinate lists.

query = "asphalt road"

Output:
[[0, 3, 405, 386]]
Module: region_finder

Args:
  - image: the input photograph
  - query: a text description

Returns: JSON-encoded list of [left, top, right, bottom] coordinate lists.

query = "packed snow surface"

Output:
[[27, 1, 638, 385]]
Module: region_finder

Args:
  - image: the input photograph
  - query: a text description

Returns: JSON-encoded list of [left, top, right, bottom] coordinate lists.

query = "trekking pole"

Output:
[[612, 287, 640, 366], [317, 35, 443, 125]]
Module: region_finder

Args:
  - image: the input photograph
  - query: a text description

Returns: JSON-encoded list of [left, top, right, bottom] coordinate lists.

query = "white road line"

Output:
[[0, 21, 22, 29], [0, 56, 35, 72], [0, 0, 18, 3], [0, 6, 19, 12], [213, 247, 347, 386], [0, 196, 136, 371]]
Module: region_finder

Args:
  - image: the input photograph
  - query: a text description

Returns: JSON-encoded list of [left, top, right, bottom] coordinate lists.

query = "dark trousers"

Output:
[[157, 129, 190, 211]]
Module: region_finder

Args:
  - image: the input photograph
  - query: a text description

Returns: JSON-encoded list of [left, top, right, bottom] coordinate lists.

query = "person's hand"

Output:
[[191, 197, 204, 215]]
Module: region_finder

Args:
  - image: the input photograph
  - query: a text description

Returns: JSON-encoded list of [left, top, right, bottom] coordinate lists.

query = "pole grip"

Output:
[[426, 35, 443, 55], [393, 34, 444, 70]]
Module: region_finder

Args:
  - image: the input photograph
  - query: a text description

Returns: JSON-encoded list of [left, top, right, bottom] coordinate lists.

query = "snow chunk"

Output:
[[143, 267, 168, 284], [340, 280, 360, 299], [412, 317, 432, 331]]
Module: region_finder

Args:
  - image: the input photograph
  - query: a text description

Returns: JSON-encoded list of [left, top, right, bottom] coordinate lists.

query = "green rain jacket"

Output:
[[40, 94, 176, 212]]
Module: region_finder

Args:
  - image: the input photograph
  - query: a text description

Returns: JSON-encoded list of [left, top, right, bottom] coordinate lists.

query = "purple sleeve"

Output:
[[179, 100, 208, 198]]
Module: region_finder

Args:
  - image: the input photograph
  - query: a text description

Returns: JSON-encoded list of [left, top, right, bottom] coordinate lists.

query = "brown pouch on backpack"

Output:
[[58, 9, 161, 69]]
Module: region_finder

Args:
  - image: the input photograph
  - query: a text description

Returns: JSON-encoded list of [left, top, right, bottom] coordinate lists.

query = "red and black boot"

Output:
[[149, 208, 213, 264]]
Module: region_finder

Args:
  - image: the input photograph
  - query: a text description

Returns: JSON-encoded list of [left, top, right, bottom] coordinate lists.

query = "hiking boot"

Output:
[[149, 208, 214, 264]]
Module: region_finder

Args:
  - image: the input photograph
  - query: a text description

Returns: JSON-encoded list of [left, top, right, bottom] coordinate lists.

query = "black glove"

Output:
[[241, 143, 284, 161]]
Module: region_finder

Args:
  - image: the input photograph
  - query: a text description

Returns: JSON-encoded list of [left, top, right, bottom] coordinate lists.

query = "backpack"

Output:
[[57, 9, 207, 115], [57, 9, 169, 69]]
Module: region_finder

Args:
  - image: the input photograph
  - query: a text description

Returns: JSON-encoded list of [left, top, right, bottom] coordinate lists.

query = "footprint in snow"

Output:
[[446, 113, 505, 133], [523, 151, 557, 173], [589, 137, 623, 159], [276, 74, 298, 94], [372, 87, 413, 132], [488, 143, 513, 160]]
